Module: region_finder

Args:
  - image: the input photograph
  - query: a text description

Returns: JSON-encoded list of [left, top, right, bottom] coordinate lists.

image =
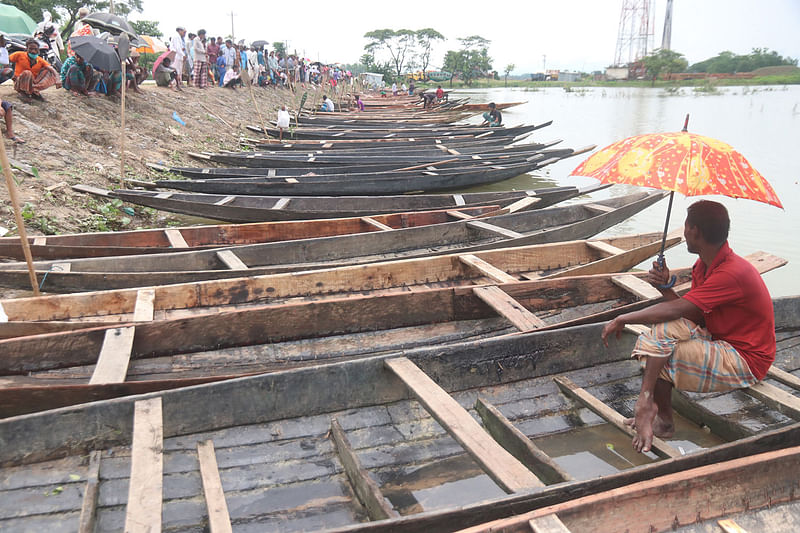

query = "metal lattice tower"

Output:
[[613, 0, 656, 66], [661, 0, 674, 50]]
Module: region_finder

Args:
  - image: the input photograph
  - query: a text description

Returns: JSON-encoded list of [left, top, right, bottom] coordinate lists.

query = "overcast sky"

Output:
[[131, 0, 800, 74]]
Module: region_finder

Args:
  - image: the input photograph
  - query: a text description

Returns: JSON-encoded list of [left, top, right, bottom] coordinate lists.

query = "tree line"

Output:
[[5, 0, 143, 40]]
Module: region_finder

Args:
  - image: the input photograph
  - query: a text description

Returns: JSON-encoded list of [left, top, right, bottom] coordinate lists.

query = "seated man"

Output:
[[9, 39, 61, 101], [602, 201, 775, 454], [481, 102, 502, 127], [320, 95, 335, 112], [222, 65, 243, 89], [60, 53, 99, 96], [155, 57, 181, 91]]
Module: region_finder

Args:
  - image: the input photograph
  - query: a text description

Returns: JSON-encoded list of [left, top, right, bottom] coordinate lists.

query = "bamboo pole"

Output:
[[0, 141, 39, 295], [120, 60, 126, 187], [240, 68, 269, 138]]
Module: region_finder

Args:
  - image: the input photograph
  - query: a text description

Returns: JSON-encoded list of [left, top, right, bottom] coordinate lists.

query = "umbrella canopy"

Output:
[[0, 5, 36, 34], [151, 49, 175, 79], [82, 12, 139, 41], [136, 35, 166, 54], [251, 40, 269, 48], [69, 35, 121, 72]]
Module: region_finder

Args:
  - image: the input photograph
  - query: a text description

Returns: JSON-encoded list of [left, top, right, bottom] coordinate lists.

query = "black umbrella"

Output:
[[251, 40, 269, 48], [81, 12, 139, 41], [69, 35, 121, 71]]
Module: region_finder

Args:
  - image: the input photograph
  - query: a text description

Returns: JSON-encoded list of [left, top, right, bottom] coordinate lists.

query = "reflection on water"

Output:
[[458, 86, 800, 297]]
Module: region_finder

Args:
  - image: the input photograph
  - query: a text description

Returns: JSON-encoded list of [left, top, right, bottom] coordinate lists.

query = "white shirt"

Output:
[[0, 47, 8, 66], [170, 33, 186, 59], [277, 109, 291, 128]]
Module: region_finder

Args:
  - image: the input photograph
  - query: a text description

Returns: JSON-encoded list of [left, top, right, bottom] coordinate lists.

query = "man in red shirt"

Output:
[[601, 200, 775, 453]]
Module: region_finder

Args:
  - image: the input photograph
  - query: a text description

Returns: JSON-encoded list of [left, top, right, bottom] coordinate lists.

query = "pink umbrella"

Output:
[[151, 49, 175, 79]]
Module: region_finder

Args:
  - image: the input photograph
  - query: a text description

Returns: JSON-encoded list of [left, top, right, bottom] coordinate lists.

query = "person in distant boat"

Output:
[[480, 102, 503, 127], [276, 105, 291, 140], [392, 81, 397, 96], [422, 91, 436, 109], [354, 94, 365, 111], [601, 201, 775, 454], [408, 79, 415, 96], [435, 85, 444, 100], [320, 95, 335, 112]]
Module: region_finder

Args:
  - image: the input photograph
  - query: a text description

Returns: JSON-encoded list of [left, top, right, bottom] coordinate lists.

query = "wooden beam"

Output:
[[477, 197, 541, 218], [459, 254, 518, 284], [385, 357, 543, 493], [467, 220, 524, 239], [475, 398, 573, 484], [745, 381, 800, 420], [529, 515, 573, 532], [271, 198, 291, 210], [284, 177, 299, 183], [215, 250, 249, 270], [33, 237, 46, 246], [361, 217, 394, 232], [718, 519, 749, 533], [330, 418, 398, 520], [78, 450, 102, 533], [89, 326, 135, 385], [213, 195, 236, 206], [453, 194, 465, 206], [473, 285, 546, 331], [446, 210, 475, 220], [766, 366, 800, 391], [584, 203, 615, 214], [124, 397, 163, 533], [196, 440, 233, 533], [53, 262, 71, 272], [586, 240, 626, 256], [612, 274, 663, 300], [133, 289, 155, 322], [670, 389, 754, 442], [553, 376, 681, 459], [155, 192, 172, 199], [164, 229, 189, 249]]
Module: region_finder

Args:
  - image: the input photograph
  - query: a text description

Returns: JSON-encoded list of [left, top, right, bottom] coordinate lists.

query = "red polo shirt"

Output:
[[683, 242, 775, 380]]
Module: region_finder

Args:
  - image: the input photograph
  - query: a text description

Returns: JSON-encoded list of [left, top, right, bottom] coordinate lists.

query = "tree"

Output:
[[415, 28, 444, 76], [689, 48, 797, 73], [129, 19, 161, 38], [363, 28, 416, 78], [641, 48, 688, 85], [442, 35, 492, 86], [272, 42, 286, 56], [504, 63, 515, 86], [11, 1, 146, 41]]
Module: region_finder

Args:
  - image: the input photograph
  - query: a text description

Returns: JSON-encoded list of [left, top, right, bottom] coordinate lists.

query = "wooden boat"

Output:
[[240, 134, 535, 152], [0, 191, 668, 291], [70, 183, 604, 225], [0, 296, 796, 531], [0, 231, 683, 337], [248, 123, 540, 141], [458, 446, 800, 533], [454, 101, 526, 112]]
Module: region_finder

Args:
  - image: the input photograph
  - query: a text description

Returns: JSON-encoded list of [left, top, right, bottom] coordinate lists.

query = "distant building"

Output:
[[559, 71, 582, 82], [605, 67, 629, 80], [361, 72, 384, 88]]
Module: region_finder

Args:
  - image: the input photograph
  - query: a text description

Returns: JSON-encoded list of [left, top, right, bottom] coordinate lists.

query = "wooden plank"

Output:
[[446, 210, 474, 220], [477, 197, 541, 218], [745, 381, 800, 419], [553, 376, 681, 458], [124, 397, 163, 533], [361, 217, 394, 232], [476, 398, 573, 484], [271, 198, 291, 210], [213, 196, 236, 206], [284, 177, 299, 183], [587, 240, 626, 256], [473, 285, 545, 331], [453, 194, 465, 206], [766, 366, 800, 391], [154, 192, 172, 199], [475, 130, 494, 138], [196, 440, 233, 533], [33, 237, 46, 245], [386, 357, 543, 493], [215, 250, 249, 270], [529, 514, 573, 532], [267, 168, 276, 177], [612, 274, 663, 300], [164, 229, 189, 249], [78, 450, 102, 533], [330, 418, 398, 520], [89, 326, 135, 385], [459, 254, 518, 284], [584, 203, 615, 214], [53, 262, 71, 272], [133, 289, 155, 322], [718, 519, 749, 533], [467, 220, 524, 239]]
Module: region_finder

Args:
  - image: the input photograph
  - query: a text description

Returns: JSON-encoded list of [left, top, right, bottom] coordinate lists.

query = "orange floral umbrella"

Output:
[[571, 115, 782, 286]]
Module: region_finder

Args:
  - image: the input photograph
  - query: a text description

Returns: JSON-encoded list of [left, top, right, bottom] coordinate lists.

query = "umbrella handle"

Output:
[[656, 254, 677, 289]]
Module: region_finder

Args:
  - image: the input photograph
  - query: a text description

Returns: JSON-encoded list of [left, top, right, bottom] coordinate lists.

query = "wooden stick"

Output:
[[241, 68, 269, 138], [120, 61, 126, 188], [393, 157, 459, 172], [0, 136, 39, 294]]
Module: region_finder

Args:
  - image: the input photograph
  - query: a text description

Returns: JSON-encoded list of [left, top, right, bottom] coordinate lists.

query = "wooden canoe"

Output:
[[248, 123, 540, 141], [0, 191, 667, 292], [0, 251, 783, 415], [0, 296, 796, 531], [71, 183, 606, 225], [0, 231, 683, 336]]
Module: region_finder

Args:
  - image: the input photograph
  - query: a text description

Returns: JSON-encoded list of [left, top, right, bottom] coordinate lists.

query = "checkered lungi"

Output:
[[14, 68, 58, 96], [192, 60, 208, 88], [632, 318, 758, 393]]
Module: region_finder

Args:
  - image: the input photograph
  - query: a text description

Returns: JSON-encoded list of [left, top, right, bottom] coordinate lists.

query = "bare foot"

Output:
[[652, 416, 675, 438], [631, 395, 658, 453]]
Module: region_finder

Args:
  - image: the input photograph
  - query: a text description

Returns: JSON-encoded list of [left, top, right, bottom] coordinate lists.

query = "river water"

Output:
[[459, 85, 800, 297]]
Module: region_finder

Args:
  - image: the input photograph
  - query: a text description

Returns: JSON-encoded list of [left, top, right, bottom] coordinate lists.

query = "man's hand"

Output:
[[601, 316, 626, 347], [645, 259, 670, 287]]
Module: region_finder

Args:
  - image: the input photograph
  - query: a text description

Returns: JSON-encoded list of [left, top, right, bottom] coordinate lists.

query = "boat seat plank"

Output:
[[467, 220, 524, 239], [718, 519, 749, 533], [446, 210, 474, 220], [216, 250, 249, 270], [385, 357, 544, 493], [133, 289, 155, 322], [453, 194, 465, 206], [331, 418, 399, 520], [271, 198, 291, 210], [124, 398, 163, 533], [553, 376, 681, 459], [475, 131, 495, 138], [52, 262, 71, 272], [745, 381, 800, 419], [476, 398, 573, 484], [361, 217, 394, 232], [164, 229, 189, 249], [766, 366, 800, 391], [478, 197, 541, 219], [587, 240, 626, 256], [459, 255, 518, 284], [584, 203, 615, 214], [155, 192, 172, 199], [213, 196, 236, 206], [612, 274, 663, 300], [196, 440, 233, 533], [529, 514, 573, 532], [89, 326, 136, 385], [77, 450, 101, 533], [285, 178, 299, 183], [33, 237, 46, 246], [267, 168, 276, 177], [473, 286, 546, 331]]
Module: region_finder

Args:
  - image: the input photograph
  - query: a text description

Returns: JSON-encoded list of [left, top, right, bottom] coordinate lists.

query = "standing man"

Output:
[[192, 30, 208, 88], [601, 201, 775, 454], [206, 35, 220, 85], [170, 27, 187, 88]]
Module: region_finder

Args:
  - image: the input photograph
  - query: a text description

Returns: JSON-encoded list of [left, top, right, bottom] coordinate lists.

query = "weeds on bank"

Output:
[[81, 198, 133, 232], [21, 203, 58, 235]]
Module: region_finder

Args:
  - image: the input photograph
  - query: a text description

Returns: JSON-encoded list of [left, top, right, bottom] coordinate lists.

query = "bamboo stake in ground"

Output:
[[0, 141, 39, 295], [240, 68, 269, 138], [117, 33, 130, 189]]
